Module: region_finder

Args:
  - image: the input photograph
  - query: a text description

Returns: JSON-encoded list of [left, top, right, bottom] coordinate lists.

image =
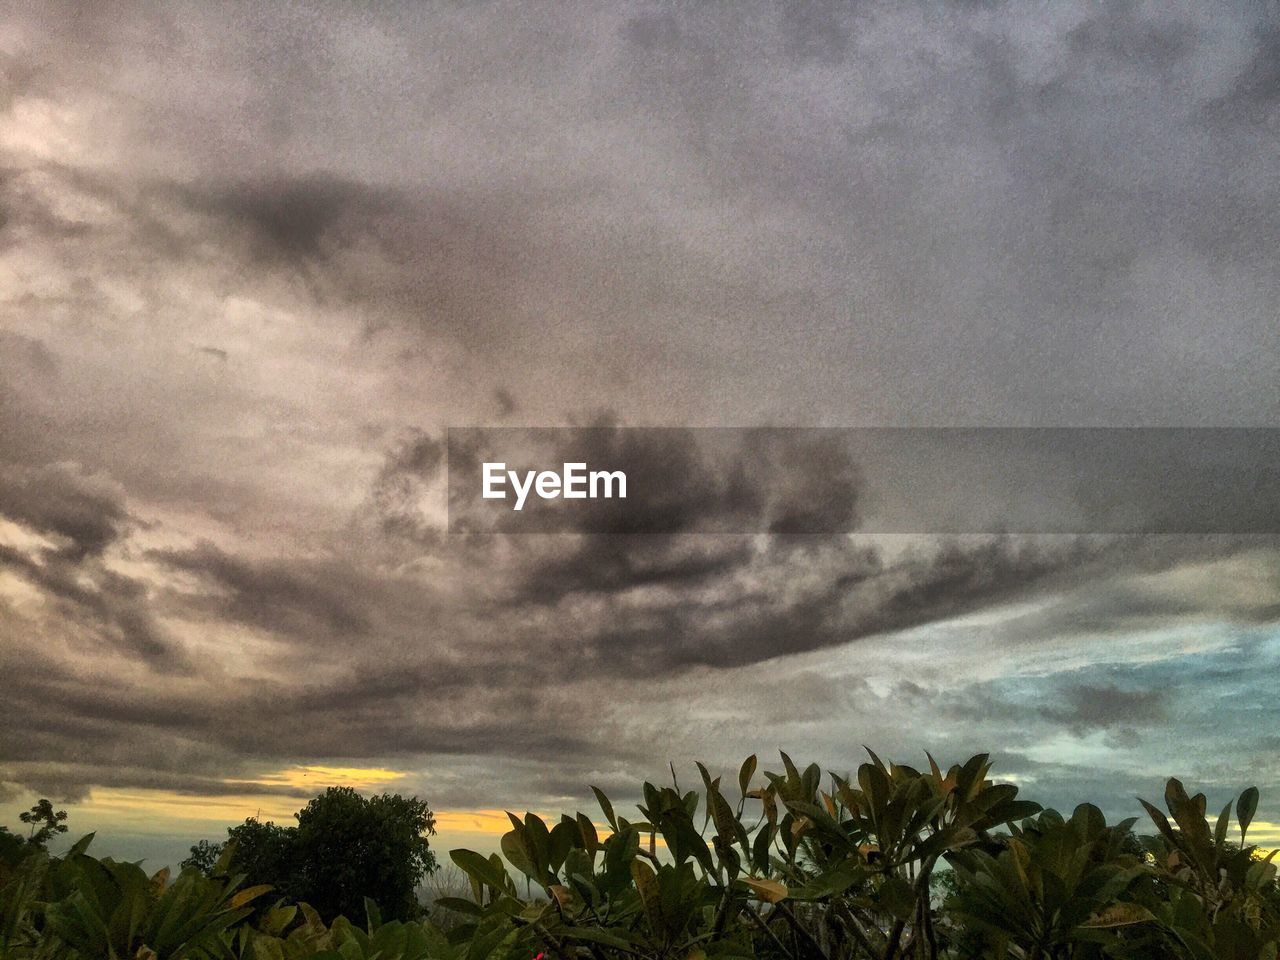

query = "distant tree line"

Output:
[[1, 755, 1277, 959]]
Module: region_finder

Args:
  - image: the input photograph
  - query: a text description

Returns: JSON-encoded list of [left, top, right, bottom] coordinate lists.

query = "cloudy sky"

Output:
[[1, 0, 1278, 866]]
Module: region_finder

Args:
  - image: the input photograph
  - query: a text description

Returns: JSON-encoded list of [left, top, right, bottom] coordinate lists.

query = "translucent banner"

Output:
[[446, 427, 1280, 534]]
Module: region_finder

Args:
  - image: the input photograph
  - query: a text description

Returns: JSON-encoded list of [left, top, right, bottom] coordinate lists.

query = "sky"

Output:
[[1, 0, 1278, 868]]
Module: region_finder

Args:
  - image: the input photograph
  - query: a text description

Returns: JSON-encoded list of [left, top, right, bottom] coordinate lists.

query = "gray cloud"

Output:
[[1040, 683, 1168, 734], [0, 462, 128, 560], [0, 0, 1277, 851]]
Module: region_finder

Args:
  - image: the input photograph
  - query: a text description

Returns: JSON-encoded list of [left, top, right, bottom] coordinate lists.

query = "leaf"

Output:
[[228, 885, 274, 910], [363, 895, 381, 932], [791, 859, 865, 901], [631, 860, 663, 935], [820, 791, 838, 819], [501, 829, 541, 883], [926, 752, 944, 786], [451, 849, 508, 891], [739, 755, 757, 797], [878, 875, 916, 922], [149, 866, 170, 894], [1082, 903, 1156, 928], [1139, 799, 1178, 847], [1238, 786, 1259, 840], [575, 812, 599, 857], [743, 877, 788, 904], [261, 904, 296, 937], [564, 926, 637, 950], [212, 839, 237, 876], [780, 752, 801, 785], [751, 823, 773, 873], [433, 897, 484, 917], [295, 901, 325, 932], [591, 786, 618, 832], [1215, 801, 1231, 849], [549, 884, 572, 908]]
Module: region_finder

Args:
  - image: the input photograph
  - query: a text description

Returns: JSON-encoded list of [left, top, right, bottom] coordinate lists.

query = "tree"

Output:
[[223, 817, 302, 902], [293, 787, 437, 922], [180, 838, 226, 876], [207, 788, 438, 922], [19, 798, 67, 846], [0, 825, 25, 866]]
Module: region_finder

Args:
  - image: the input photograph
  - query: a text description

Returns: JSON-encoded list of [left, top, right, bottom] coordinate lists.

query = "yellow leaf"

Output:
[[744, 877, 789, 903], [821, 791, 838, 818], [229, 884, 274, 910], [1083, 904, 1155, 928], [149, 867, 170, 893]]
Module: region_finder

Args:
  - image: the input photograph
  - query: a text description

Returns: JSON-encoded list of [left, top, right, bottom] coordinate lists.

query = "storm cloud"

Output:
[[0, 0, 1277, 858]]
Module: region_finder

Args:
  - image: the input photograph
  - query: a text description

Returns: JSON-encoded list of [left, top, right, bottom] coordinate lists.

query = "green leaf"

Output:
[[791, 859, 865, 901], [451, 849, 508, 891], [1237, 786, 1259, 841], [1214, 801, 1232, 850], [631, 859, 664, 936], [564, 926, 638, 950], [591, 786, 618, 832], [575, 812, 599, 858], [739, 756, 757, 797], [500, 829, 540, 884], [435, 897, 484, 917]]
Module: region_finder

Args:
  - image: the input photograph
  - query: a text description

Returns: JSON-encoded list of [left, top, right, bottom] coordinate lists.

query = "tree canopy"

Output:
[[184, 786, 437, 922]]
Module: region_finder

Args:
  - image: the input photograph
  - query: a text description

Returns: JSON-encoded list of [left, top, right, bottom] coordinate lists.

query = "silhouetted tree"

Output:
[[223, 817, 303, 902], [293, 787, 437, 922], [180, 838, 225, 876], [0, 826, 25, 866], [203, 788, 437, 922], [18, 799, 67, 846]]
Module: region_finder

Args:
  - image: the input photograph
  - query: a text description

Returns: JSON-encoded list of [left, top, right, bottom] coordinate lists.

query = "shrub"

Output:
[[1, 756, 1275, 959]]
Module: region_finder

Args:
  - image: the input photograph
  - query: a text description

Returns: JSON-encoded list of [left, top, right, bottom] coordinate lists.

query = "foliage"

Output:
[[221, 818, 302, 906], [188, 787, 437, 924], [0, 757, 1276, 960], [180, 841, 227, 879], [292, 786, 438, 923], [0, 830, 25, 870], [947, 803, 1145, 957], [0, 834, 270, 959], [17, 803, 67, 849]]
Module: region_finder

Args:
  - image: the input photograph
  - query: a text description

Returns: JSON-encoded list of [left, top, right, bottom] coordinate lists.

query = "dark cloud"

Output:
[[1210, 24, 1280, 124], [0, 543, 189, 669], [185, 176, 396, 265], [0, 462, 128, 560], [1040, 683, 1168, 734], [367, 430, 446, 544], [1065, 8, 1199, 75], [0, 0, 1277, 849], [0, 332, 58, 378], [148, 541, 372, 640], [493, 388, 517, 418]]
